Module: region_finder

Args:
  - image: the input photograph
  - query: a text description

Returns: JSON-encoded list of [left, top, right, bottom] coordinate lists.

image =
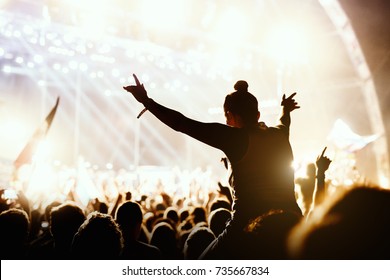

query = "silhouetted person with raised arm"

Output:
[[312, 147, 332, 208], [115, 201, 161, 259], [124, 74, 301, 259], [295, 163, 316, 216]]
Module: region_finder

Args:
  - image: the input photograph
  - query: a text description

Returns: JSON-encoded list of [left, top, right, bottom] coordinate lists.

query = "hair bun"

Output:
[[234, 80, 249, 92]]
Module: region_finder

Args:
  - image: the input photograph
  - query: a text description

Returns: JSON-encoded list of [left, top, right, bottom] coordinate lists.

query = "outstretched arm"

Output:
[[123, 74, 244, 158]]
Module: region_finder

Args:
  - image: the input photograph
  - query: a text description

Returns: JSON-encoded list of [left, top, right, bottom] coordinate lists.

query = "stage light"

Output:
[[68, 60, 78, 69], [0, 118, 29, 153], [212, 7, 249, 45], [52, 63, 61, 70], [3, 65, 11, 73], [13, 30, 21, 38], [138, 0, 190, 30], [0, 47, 5, 57], [266, 23, 309, 64], [22, 25, 34, 35], [78, 5, 110, 39], [76, 44, 87, 54], [32, 140, 52, 162], [111, 68, 120, 77], [15, 56, 24, 64], [37, 80, 46, 87], [141, 74, 150, 83], [33, 54, 43, 64], [79, 62, 88, 71]]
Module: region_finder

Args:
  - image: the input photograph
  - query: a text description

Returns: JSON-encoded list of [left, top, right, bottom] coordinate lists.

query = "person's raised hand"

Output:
[[123, 74, 149, 104], [316, 147, 332, 173], [281, 92, 300, 112]]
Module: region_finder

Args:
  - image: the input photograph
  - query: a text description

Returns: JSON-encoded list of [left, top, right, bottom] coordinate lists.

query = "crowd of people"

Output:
[[1, 75, 389, 260]]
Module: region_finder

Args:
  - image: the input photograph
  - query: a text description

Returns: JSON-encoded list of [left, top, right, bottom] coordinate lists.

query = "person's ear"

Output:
[[225, 111, 232, 121], [257, 111, 260, 121]]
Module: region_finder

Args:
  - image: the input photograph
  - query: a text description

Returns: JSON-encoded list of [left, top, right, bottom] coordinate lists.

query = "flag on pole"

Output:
[[13, 97, 60, 169]]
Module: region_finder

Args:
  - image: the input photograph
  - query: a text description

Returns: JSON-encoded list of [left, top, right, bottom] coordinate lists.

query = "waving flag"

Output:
[[13, 97, 60, 169], [328, 119, 380, 152]]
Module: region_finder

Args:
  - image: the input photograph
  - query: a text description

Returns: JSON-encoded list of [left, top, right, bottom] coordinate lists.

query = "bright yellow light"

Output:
[[0, 118, 29, 140], [0, 0, 9, 8], [0, 118, 31, 160], [138, 0, 190, 30], [379, 174, 389, 189], [266, 23, 309, 64], [213, 7, 249, 45], [65, 0, 111, 38], [33, 140, 52, 162], [26, 163, 55, 199]]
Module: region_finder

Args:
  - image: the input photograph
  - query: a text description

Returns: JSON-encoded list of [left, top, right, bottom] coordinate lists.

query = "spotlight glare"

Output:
[[138, 0, 189, 30], [213, 7, 249, 44], [15, 56, 24, 64], [266, 23, 310, 64], [79, 63, 88, 71], [111, 69, 120, 77], [69, 60, 78, 69], [53, 63, 61, 70], [33, 55, 43, 64], [3, 65, 11, 73]]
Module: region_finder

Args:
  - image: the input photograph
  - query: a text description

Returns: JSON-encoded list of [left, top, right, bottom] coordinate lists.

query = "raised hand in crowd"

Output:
[[313, 147, 332, 207], [280, 92, 300, 129], [123, 74, 149, 104]]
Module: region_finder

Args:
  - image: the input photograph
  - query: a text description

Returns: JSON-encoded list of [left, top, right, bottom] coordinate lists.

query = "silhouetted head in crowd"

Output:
[[50, 201, 85, 255], [210, 199, 231, 212], [0, 208, 30, 259], [115, 201, 143, 241], [98, 201, 108, 214], [208, 208, 232, 237], [164, 206, 179, 225], [223, 80, 260, 128], [44, 201, 61, 224], [179, 208, 189, 223], [184, 226, 216, 260], [155, 202, 166, 212], [71, 211, 123, 259], [289, 185, 390, 259], [191, 206, 207, 225], [144, 212, 156, 234], [245, 209, 301, 259], [150, 221, 180, 259]]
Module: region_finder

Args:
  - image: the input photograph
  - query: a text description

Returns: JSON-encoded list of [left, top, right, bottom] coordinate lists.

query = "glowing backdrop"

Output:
[[0, 0, 388, 187]]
